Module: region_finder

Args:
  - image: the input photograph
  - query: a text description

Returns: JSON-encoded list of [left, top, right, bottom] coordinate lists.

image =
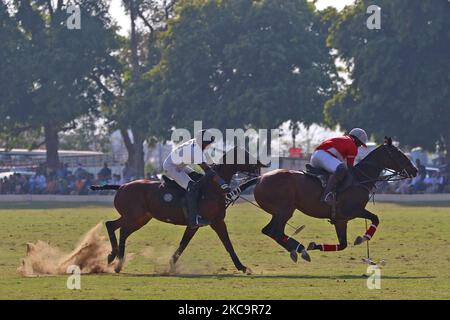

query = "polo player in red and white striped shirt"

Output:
[[310, 128, 368, 206]]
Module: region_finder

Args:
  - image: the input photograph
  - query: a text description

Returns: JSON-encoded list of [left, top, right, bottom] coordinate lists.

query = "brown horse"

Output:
[[251, 137, 418, 262], [91, 146, 263, 274]]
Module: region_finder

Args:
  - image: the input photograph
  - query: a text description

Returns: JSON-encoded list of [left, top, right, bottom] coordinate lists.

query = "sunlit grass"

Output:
[[0, 201, 449, 299]]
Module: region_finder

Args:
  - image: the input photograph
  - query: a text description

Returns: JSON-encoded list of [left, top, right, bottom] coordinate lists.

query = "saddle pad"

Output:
[[304, 164, 329, 188], [303, 164, 353, 193], [158, 183, 186, 207], [305, 164, 329, 176]]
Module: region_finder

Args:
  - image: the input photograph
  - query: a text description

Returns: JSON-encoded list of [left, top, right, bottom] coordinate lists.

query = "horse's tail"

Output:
[[89, 184, 121, 191]]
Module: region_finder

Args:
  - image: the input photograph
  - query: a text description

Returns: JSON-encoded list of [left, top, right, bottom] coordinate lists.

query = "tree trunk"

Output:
[[129, 0, 140, 83], [443, 128, 450, 164], [120, 128, 135, 167], [132, 129, 145, 179], [120, 128, 145, 179], [44, 123, 59, 172], [292, 132, 296, 149]]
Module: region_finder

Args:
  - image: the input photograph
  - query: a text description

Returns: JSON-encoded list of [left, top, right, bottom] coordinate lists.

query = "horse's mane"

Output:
[[355, 144, 384, 168], [215, 146, 256, 165]]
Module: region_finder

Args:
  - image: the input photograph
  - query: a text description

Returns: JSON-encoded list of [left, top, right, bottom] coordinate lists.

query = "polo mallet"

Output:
[[362, 219, 375, 265], [287, 223, 305, 237], [237, 194, 305, 237]]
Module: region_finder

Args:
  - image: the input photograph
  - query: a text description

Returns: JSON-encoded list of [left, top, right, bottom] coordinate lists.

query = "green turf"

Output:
[[0, 201, 449, 299]]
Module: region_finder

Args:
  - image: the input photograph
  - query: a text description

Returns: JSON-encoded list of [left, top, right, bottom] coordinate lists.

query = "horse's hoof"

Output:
[[114, 260, 123, 273], [107, 253, 116, 265], [307, 242, 317, 251], [354, 236, 366, 246], [301, 249, 311, 262], [243, 267, 253, 275], [290, 250, 298, 263], [169, 259, 178, 274]]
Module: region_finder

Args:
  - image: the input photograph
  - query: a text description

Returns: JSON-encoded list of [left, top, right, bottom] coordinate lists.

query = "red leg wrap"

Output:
[[320, 244, 343, 251], [365, 224, 378, 240]]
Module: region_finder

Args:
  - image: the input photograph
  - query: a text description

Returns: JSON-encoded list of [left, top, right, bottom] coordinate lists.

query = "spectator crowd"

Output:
[[1, 158, 449, 195], [0, 162, 159, 195], [377, 159, 450, 194]]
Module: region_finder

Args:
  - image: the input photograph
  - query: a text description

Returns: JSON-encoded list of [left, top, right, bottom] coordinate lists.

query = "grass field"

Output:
[[0, 201, 449, 300]]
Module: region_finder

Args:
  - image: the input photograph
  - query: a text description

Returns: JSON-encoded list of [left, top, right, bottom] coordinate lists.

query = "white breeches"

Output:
[[310, 150, 343, 173], [163, 159, 193, 189]]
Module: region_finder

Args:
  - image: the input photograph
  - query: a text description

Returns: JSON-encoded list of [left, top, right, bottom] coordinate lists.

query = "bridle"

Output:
[[354, 145, 413, 186]]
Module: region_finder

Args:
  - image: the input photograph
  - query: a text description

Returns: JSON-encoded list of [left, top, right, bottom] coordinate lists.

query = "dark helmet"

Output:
[[195, 129, 215, 146]]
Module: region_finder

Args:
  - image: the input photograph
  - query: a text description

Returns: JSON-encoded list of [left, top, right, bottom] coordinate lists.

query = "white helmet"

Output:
[[349, 128, 368, 147]]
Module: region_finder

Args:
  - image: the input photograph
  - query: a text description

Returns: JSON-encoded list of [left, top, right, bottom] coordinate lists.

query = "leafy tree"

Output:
[[59, 115, 111, 153], [0, 0, 120, 170], [148, 0, 338, 140], [325, 0, 450, 160], [0, 1, 36, 148], [106, 0, 178, 177]]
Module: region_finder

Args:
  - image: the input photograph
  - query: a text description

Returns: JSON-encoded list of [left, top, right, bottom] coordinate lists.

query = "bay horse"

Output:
[[251, 137, 418, 263], [91, 146, 263, 274]]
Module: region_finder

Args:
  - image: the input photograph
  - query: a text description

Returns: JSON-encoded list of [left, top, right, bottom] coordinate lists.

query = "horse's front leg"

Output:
[[308, 220, 348, 251], [354, 209, 380, 245], [169, 226, 198, 273], [210, 219, 251, 274]]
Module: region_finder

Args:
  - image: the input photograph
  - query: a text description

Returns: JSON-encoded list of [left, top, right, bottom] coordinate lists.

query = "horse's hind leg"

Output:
[[105, 218, 122, 264], [170, 227, 199, 273], [115, 226, 132, 273], [115, 215, 152, 273], [262, 214, 310, 262]]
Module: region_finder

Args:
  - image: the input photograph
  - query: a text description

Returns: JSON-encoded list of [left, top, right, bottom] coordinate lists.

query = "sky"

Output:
[[109, 0, 356, 36]]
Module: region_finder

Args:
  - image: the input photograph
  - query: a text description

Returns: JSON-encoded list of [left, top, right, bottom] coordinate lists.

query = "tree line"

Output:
[[1, 0, 449, 176]]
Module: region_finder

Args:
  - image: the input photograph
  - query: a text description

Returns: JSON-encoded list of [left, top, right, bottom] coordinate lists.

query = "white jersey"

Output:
[[165, 139, 206, 167], [163, 139, 207, 189]]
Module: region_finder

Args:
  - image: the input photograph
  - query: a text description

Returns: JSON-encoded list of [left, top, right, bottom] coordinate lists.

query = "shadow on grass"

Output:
[[116, 272, 436, 281]]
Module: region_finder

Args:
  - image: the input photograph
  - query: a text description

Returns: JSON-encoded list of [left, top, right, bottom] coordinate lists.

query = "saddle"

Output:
[[304, 164, 329, 187], [304, 164, 353, 194], [158, 172, 204, 208]]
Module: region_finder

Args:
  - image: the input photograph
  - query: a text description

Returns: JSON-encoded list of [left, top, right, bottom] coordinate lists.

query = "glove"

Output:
[[225, 189, 240, 202], [220, 183, 231, 193]]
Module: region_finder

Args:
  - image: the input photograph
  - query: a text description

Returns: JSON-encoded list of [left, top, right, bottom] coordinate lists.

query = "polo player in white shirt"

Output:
[[163, 129, 231, 228]]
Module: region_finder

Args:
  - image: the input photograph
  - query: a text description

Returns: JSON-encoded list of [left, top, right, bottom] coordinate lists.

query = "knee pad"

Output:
[[335, 163, 347, 180]]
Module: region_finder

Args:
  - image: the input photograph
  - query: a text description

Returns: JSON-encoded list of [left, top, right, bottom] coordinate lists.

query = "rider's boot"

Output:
[[321, 174, 338, 206], [186, 181, 209, 228], [321, 164, 347, 206]]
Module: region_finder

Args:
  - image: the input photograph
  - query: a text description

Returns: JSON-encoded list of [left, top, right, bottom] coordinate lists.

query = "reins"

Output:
[[354, 164, 409, 186], [353, 145, 412, 188]]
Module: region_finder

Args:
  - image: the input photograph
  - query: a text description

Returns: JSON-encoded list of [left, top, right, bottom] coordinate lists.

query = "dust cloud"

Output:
[[18, 223, 121, 276]]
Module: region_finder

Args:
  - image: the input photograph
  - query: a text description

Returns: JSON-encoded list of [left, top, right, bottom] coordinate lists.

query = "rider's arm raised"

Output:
[[199, 163, 230, 193]]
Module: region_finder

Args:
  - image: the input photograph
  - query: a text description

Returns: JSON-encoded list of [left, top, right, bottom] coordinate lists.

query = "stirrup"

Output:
[[323, 192, 336, 205], [195, 215, 210, 227]]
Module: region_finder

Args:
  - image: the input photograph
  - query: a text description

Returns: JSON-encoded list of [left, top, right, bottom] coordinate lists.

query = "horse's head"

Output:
[[378, 137, 418, 178], [215, 146, 267, 180]]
